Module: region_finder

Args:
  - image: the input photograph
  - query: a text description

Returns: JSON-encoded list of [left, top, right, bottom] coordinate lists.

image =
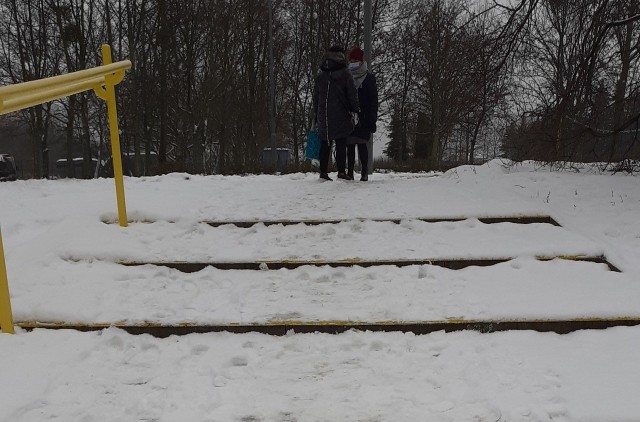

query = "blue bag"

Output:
[[305, 128, 320, 162]]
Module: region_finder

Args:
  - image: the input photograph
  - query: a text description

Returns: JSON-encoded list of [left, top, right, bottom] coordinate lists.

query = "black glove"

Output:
[[370, 123, 377, 133]]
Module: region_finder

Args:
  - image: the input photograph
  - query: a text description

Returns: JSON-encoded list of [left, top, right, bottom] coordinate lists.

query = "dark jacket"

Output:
[[348, 72, 378, 144], [313, 51, 360, 143]]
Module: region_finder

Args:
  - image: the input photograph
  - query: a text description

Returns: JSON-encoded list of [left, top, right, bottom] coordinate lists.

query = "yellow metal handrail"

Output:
[[0, 61, 128, 99], [0, 44, 131, 334], [1, 76, 107, 114]]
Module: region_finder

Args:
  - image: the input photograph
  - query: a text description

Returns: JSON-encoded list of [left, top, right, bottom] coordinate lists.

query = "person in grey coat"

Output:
[[346, 47, 378, 181], [313, 45, 360, 181]]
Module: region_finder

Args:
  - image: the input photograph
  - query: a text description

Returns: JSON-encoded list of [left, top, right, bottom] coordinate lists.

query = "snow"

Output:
[[1, 159, 640, 421]]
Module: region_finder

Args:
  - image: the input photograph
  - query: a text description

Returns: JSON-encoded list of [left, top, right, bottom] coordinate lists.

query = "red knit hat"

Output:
[[348, 47, 364, 62]]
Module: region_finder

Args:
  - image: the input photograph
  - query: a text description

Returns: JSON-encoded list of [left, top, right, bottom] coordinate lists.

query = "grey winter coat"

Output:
[[313, 51, 360, 143]]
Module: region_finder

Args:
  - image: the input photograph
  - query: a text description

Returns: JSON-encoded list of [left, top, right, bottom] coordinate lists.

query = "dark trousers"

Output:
[[320, 138, 347, 174], [347, 142, 368, 176], [335, 138, 347, 173], [319, 139, 332, 174]]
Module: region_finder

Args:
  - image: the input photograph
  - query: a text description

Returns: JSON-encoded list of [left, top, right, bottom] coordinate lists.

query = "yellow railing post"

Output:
[[101, 44, 128, 228], [0, 45, 130, 228], [0, 45, 131, 331], [0, 226, 15, 334]]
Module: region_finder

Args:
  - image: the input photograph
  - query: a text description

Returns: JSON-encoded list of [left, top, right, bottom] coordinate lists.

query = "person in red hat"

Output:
[[346, 46, 378, 181]]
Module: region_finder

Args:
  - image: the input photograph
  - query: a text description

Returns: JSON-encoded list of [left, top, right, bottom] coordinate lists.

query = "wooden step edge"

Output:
[[101, 215, 560, 227], [117, 255, 620, 272], [202, 215, 561, 227], [15, 317, 640, 337]]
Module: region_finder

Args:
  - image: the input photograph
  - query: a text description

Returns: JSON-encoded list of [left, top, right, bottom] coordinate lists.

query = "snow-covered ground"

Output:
[[1, 160, 639, 421]]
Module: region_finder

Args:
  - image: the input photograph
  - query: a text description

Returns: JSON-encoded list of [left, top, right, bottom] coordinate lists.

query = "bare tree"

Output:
[[610, 0, 639, 162], [2, 0, 59, 178]]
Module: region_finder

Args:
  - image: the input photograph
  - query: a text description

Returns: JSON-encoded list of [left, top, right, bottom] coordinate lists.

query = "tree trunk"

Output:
[[157, 0, 168, 169], [65, 96, 76, 178], [80, 94, 93, 178], [610, 2, 635, 162]]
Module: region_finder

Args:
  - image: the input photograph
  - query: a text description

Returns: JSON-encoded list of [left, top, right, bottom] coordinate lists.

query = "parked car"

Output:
[[0, 154, 17, 181]]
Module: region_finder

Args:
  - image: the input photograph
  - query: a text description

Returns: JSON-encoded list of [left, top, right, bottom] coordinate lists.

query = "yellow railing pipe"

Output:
[[0, 226, 14, 334], [0, 61, 130, 101], [99, 44, 128, 228], [0, 76, 106, 115]]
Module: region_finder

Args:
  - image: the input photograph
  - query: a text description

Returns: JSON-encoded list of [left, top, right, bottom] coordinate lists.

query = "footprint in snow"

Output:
[[191, 344, 210, 356], [229, 356, 249, 367]]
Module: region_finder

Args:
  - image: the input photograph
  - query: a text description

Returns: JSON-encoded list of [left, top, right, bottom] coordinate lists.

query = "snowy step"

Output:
[[64, 219, 605, 263], [12, 258, 639, 332]]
